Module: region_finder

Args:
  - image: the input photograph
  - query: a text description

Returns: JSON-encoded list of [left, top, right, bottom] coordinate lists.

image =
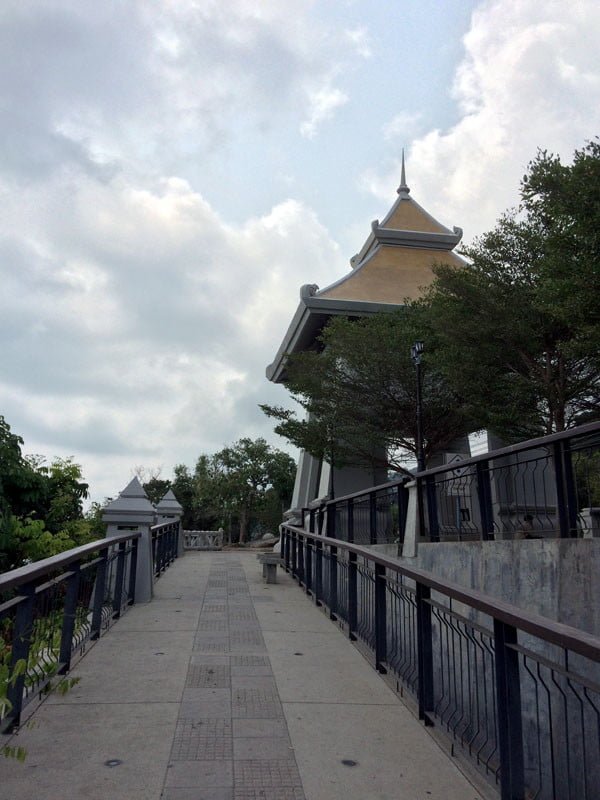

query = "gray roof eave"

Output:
[[266, 292, 400, 384], [372, 224, 462, 250]]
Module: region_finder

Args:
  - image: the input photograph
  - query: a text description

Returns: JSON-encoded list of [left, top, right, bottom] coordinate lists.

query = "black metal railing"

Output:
[[304, 479, 410, 546], [151, 520, 179, 577], [281, 524, 600, 800], [0, 532, 140, 732], [302, 421, 600, 544]]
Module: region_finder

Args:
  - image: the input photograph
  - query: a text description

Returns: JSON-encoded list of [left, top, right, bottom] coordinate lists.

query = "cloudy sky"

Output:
[[1, 0, 599, 504]]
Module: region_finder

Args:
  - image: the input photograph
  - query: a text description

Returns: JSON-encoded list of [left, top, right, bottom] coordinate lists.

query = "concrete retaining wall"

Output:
[[372, 539, 600, 635]]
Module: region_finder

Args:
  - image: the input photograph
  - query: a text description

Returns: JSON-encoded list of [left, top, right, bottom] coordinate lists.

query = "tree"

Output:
[[171, 464, 197, 529], [171, 441, 295, 542], [261, 310, 473, 475], [424, 141, 600, 438], [0, 417, 92, 569], [212, 438, 295, 543], [142, 477, 172, 506]]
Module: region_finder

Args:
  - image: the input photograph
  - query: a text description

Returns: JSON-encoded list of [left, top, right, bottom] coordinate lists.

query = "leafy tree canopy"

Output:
[[0, 416, 92, 570], [261, 309, 474, 476], [172, 439, 296, 543], [425, 141, 600, 437]]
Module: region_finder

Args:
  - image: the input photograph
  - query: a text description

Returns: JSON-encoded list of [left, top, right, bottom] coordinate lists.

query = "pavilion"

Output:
[[266, 156, 467, 516]]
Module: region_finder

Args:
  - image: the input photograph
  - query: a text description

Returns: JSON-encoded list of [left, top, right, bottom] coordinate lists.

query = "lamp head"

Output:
[[411, 341, 424, 364]]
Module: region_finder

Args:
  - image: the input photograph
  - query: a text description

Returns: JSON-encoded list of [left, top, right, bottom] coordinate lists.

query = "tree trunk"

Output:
[[239, 506, 249, 544]]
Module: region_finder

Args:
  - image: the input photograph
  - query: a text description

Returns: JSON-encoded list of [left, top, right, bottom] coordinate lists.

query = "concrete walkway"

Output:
[[0, 552, 485, 800]]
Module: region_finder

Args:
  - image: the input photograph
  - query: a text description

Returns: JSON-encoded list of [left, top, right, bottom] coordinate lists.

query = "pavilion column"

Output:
[[102, 477, 156, 603]]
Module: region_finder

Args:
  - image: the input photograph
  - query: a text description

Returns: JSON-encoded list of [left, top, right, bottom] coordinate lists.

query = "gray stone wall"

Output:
[[383, 539, 600, 635]]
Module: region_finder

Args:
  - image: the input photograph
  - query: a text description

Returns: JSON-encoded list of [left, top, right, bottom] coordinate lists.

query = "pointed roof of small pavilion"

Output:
[[102, 476, 156, 524], [156, 488, 183, 516]]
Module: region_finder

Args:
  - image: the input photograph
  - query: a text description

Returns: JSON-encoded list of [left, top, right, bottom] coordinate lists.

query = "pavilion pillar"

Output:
[[102, 477, 156, 603]]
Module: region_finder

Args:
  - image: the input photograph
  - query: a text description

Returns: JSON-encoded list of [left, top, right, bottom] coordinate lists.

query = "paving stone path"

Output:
[[0, 551, 484, 800], [162, 556, 306, 800]]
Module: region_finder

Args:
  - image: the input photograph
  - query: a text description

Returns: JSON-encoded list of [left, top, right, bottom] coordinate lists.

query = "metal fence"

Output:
[[302, 421, 600, 544], [281, 524, 600, 800], [0, 532, 140, 732], [151, 520, 179, 576], [305, 480, 409, 546]]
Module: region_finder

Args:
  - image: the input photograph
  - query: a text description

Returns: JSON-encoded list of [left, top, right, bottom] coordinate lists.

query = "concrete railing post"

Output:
[[401, 480, 419, 558], [102, 477, 156, 603], [155, 489, 184, 556]]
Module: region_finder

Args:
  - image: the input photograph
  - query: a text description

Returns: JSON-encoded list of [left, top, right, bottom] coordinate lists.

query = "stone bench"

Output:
[[256, 553, 283, 584]]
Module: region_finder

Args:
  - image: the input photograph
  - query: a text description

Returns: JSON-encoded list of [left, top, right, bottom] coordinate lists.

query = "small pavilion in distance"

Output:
[[266, 156, 468, 518]]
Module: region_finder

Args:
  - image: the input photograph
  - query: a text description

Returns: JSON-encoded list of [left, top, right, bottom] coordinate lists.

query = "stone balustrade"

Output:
[[183, 529, 224, 550]]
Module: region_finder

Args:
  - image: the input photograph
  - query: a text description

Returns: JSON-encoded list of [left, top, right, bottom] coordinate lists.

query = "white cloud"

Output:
[[382, 111, 423, 142], [300, 86, 349, 139], [344, 27, 372, 59], [0, 167, 345, 501], [365, 0, 600, 240]]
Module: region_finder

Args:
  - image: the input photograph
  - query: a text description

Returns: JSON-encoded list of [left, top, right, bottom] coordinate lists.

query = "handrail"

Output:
[[0, 532, 141, 593], [281, 522, 600, 662], [308, 475, 408, 508], [313, 419, 600, 510], [413, 419, 600, 479]]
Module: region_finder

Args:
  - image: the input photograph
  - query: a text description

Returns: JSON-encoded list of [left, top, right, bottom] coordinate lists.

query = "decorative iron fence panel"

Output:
[[0, 533, 140, 732], [303, 421, 600, 545], [151, 521, 179, 576]]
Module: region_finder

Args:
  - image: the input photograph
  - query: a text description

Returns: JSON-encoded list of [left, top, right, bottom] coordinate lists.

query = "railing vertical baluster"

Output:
[[327, 500, 336, 538], [315, 538, 323, 606], [476, 460, 494, 540], [283, 529, 290, 571], [494, 619, 525, 800], [347, 499, 354, 543], [425, 476, 440, 542], [128, 536, 139, 603], [291, 530, 298, 577], [397, 481, 408, 546], [151, 531, 157, 574], [374, 563, 387, 672], [112, 542, 127, 617], [309, 509, 315, 534], [6, 581, 36, 728], [305, 538, 312, 596], [318, 506, 325, 536], [348, 551, 357, 641], [369, 491, 377, 544], [554, 440, 577, 538], [329, 545, 338, 620], [297, 535, 305, 586], [59, 561, 81, 673], [416, 582, 434, 723], [91, 550, 109, 639]]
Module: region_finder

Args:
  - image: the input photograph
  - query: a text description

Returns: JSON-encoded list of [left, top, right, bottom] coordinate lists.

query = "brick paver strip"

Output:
[[235, 789, 305, 800], [162, 557, 306, 800], [231, 655, 270, 666], [186, 664, 231, 688], [229, 609, 258, 621], [230, 631, 265, 646], [171, 719, 233, 760], [234, 760, 303, 787]]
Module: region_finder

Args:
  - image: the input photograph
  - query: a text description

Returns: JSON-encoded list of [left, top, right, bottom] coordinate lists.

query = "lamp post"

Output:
[[411, 341, 425, 472]]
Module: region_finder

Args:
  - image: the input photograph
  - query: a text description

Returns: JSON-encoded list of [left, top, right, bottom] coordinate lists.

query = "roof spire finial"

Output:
[[397, 148, 410, 195]]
